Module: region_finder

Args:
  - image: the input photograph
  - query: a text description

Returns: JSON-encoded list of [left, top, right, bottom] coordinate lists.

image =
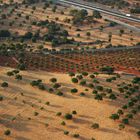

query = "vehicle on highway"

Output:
[[126, 14, 131, 17]]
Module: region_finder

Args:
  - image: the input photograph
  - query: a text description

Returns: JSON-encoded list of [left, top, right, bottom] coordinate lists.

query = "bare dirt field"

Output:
[[0, 66, 140, 140]]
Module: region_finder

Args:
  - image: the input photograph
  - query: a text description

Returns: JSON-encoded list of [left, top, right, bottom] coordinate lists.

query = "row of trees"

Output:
[[70, 9, 102, 25], [130, 7, 140, 14], [0, 30, 11, 37]]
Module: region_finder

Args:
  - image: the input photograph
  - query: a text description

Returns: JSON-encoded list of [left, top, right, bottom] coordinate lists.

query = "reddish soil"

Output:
[[0, 49, 140, 76], [0, 56, 18, 68]]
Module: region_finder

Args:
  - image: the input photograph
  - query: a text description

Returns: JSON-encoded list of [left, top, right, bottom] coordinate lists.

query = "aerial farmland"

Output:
[[0, 0, 140, 140]]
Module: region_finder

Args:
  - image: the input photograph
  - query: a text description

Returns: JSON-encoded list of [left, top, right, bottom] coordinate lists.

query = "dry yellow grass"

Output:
[[0, 67, 139, 140]]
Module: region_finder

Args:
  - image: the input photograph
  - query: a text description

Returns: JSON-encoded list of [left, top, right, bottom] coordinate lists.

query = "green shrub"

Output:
[[64, 130, 69, 135], [132, 77, 140, 84], [110, 114, 119, 120], [137, 131, 140, 137], [90, 74, 95, 79], [30, 80, 41, 86], [118, 88, 124, 93], [80, 80, 86, 86], [94, 72, 99, 75], [61, 121, 66, 125], [131, 109, 137, 114], [50, 78, 57, 83], [100, 66, 114, 74], [95, 94, 103, 101], [64, 113, 72, 120], [122, 118, 129, 124], [45, 101, 50, 105], [96, 86, 103, 91], [71, 88, 78, 93], [109, 94, 117, 100], [106, 78, 112, 82], [48, 88, 54, 93], [4, 129, 11, 135], [111, 77, 116, 80], [69, 72, 75, 77], [122, 105, 127, 109], [106, 88, 112, 93], [92, 90, 98, 94], [126, 113, 133, 119], [76, 75, 83, 80], [85, 88, 88, 91], [73, 133, 80, 138], [56, 91, 63, 96], [7, 71, 14, 76], [137, 105, 140, 110], [40, 107, 44, 110], [11, 117, 16, 121], [17, 63, 26, 70], [71, 78, 78, 83], [34, 112, 39, 116], [88, 83, 94, 88], [28, 117, 31, 120], [37, 79, 42, 83], [82, 72, 88, 76], [72, 110, 77, 115], [1, 82, 8, 87], [12, 69, 19, 74], [124, 95, 129, 98], [91, 123, 99, 129], [128, 101, 134, 107], [119, 124, 125, 130], [15, 74, 22, 80], [117, 109, 123, 115], [53, 83, 61, 89], [93, 79, 99, 83], [56, 112, 62, 116], [80, 92, 85, 96], [0, 96, 3, 101], [38, 84, 45, 90]]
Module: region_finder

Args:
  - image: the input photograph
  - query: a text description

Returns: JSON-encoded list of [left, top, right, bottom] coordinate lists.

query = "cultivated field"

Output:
[[0, 47, 140, 75], [0, 1, 140, 140]]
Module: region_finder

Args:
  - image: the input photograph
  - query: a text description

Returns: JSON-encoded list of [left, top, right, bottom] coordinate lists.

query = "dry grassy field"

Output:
[[0, 1, 140, 140], [0, 66, 140, 140]]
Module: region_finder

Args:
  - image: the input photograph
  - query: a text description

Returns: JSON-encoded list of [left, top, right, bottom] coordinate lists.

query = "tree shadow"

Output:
[[73, 117, 92, 125], [79, 136, 89, 140], [129, 117, 140, 130], [0, 114, 30, 132], [15, 136, 30, 140], [40, 115, 54, 121], [68, 125, 79, 129], [49, 104, 62, 108], [64, 93, 78, 99], [47, 127, 63, 133], [99, 127, 120, 134], [79, 115, 95, 119], [62, 83, 75, 88]]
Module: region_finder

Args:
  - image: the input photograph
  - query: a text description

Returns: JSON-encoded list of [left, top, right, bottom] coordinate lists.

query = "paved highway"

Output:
[[103, 16, 140, 32], [58, 0, 140, 24], [42, 45, 140, 55]]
